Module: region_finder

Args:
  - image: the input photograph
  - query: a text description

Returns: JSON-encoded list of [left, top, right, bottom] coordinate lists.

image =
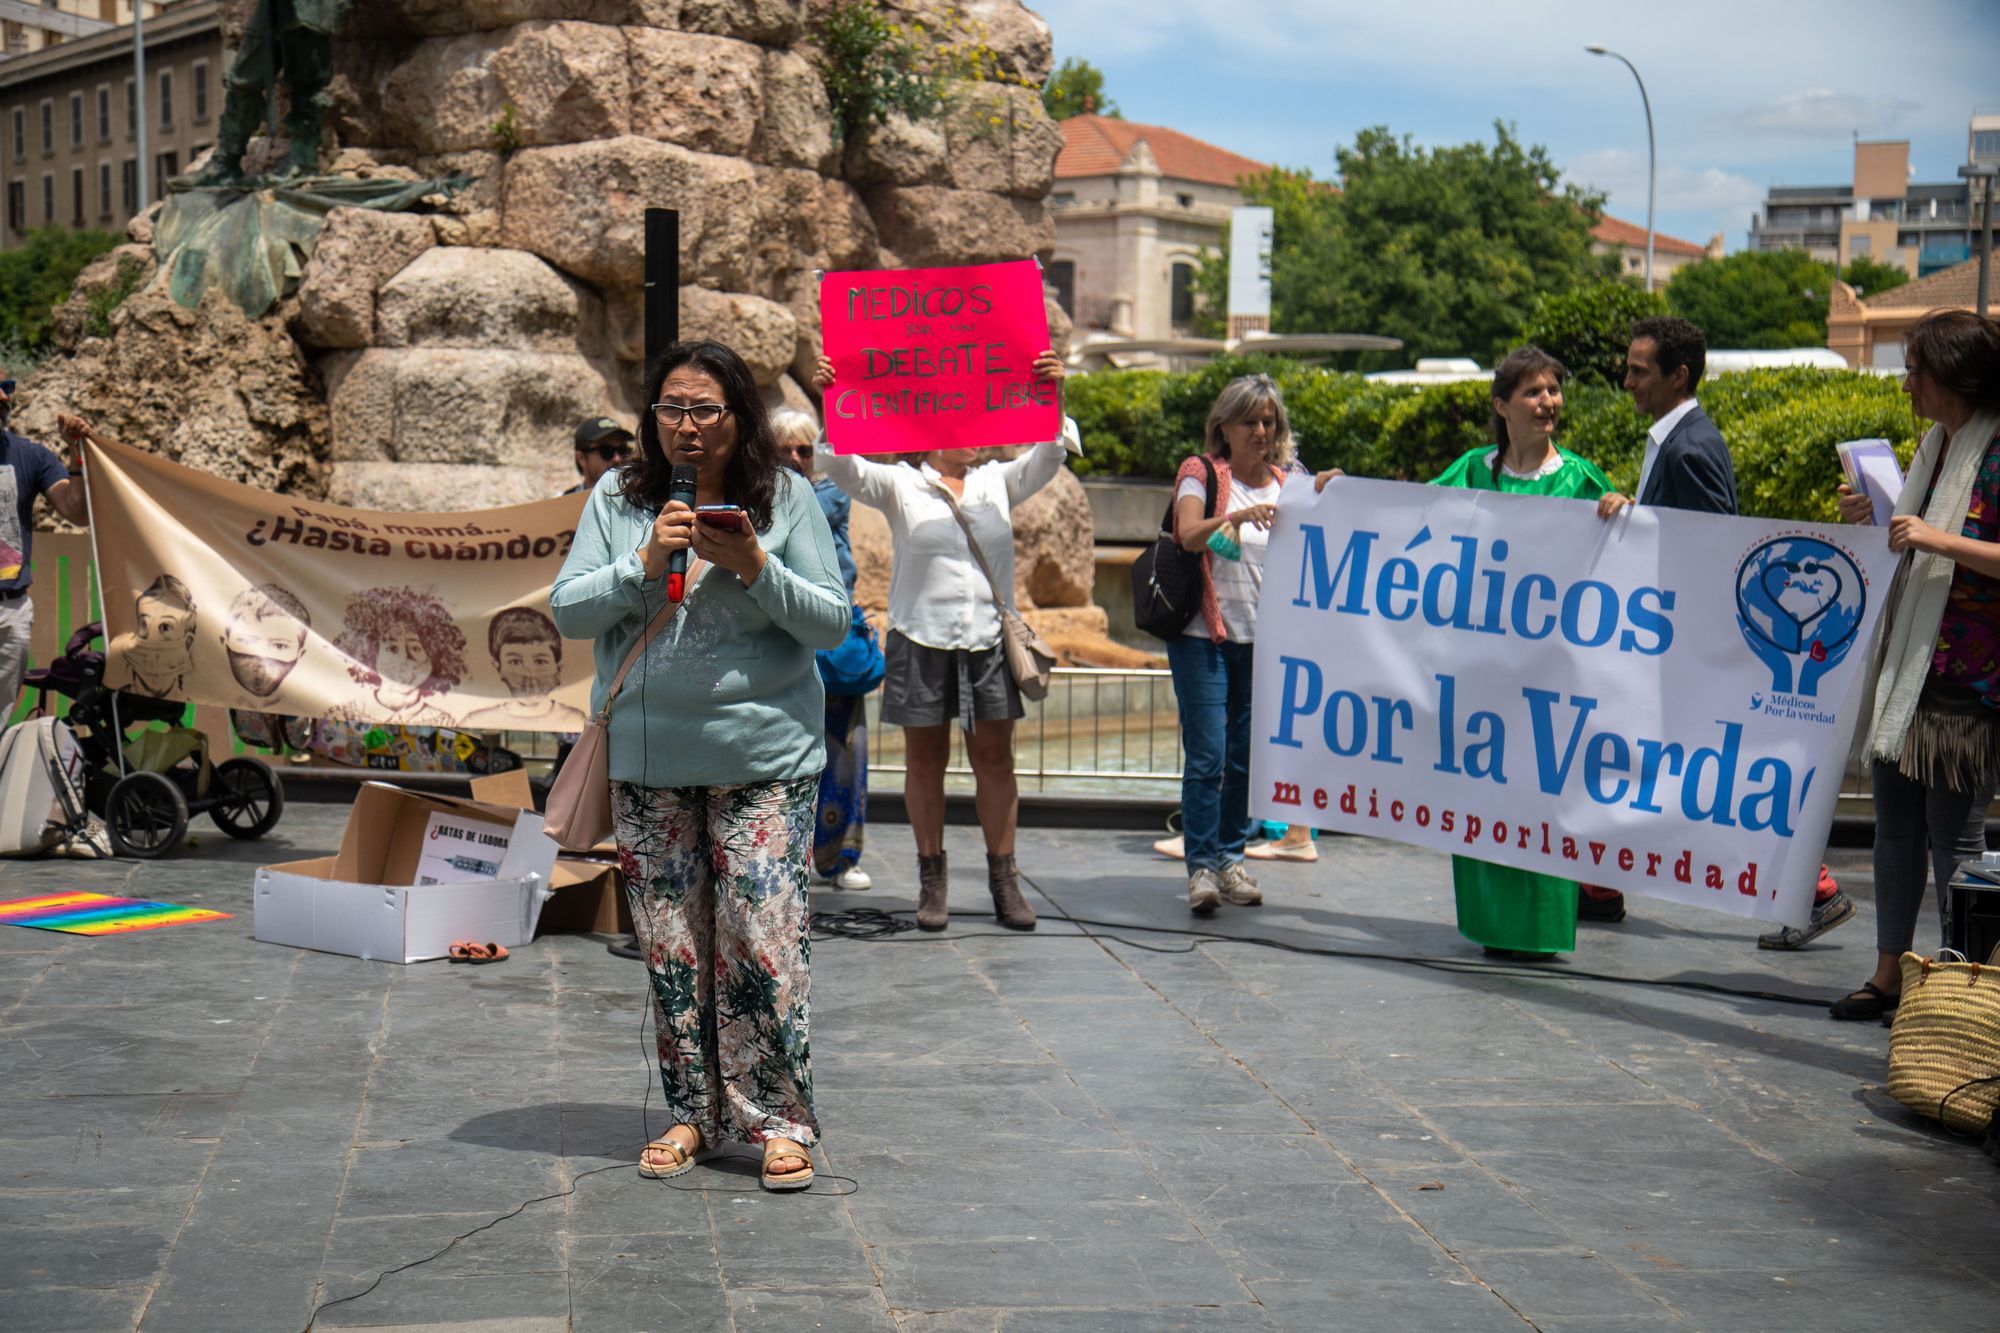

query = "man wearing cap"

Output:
[[1, 370, 96, 716], [570, 417, 634, 495]]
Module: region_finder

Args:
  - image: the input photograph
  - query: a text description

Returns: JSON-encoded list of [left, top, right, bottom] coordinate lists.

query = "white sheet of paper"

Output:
[[1856, 453, 1904, 526], [414, 810, 511, 886], [1836, 439, 1903, 527]]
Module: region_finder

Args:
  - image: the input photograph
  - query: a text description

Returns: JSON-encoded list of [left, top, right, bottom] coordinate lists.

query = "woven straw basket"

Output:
[[1887, 948, 2000, 1133]]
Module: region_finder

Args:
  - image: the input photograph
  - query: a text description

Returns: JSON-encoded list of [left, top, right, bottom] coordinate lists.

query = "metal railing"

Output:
[[868, 666, 1183, 797]]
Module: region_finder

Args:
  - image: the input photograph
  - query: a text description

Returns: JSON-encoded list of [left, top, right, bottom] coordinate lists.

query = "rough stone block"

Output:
[[381, 21, 629, 154], [945, 84, 1064, 199], [327, 346, 616, 471], [868, 186, 1053, 268], [841, 111, 947, 188], [294, 208, 436, 350], [626, 29, 764, 157], [752, 47, 836, 173], [377, 247, 603, 355], [677, 286, 798, 385], [678, 0, 803, 43]]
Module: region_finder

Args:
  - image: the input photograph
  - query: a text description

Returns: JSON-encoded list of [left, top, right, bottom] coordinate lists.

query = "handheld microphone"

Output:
[[665, 463, 698, 603]]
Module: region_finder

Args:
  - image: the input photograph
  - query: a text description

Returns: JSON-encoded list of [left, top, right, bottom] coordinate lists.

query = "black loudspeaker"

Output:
[[1945, 859, 2000, 962], [644, 208, 680, 370]]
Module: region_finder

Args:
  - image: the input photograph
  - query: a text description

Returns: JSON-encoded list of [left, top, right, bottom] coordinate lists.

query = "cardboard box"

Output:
[[253, 776, 557, 963], [539, 853, 630, 936]]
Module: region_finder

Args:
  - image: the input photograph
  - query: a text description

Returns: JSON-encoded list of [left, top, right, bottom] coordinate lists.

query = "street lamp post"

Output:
[[1587, 44, 1655, 291], [134, 1, 148, 212], [1960, 164, 1996, 318]]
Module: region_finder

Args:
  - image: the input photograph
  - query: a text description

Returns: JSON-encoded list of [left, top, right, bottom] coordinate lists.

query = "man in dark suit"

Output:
[[1626, 315, 1737, 514], [1594, 317, 1852, 947]]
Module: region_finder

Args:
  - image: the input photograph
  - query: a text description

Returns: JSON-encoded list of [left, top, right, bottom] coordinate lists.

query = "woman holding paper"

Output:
[[1832, 309, 2000, 1021], [1168, 373, 1309, 915], [1431, 346, 1615, 957], [551, 340, 849, 1190], [812, 351, 1075, 933]]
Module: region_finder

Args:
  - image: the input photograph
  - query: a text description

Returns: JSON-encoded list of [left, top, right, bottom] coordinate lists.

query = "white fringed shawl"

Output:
[[1862, 409, 2000, 764]]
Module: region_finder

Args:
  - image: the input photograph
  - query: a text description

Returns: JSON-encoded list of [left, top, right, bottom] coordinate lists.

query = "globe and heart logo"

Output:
[[1735, 537, 1867, 699]]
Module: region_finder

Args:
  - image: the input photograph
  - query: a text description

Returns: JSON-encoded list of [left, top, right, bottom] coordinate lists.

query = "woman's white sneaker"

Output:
[[830, 866, 872, 891]]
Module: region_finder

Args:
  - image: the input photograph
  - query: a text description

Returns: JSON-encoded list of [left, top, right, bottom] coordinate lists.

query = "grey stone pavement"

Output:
[[2, 801, 1998, 1332]]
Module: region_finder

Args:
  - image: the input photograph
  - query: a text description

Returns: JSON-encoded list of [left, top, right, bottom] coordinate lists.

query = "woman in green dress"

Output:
[[1430, 346, 1614, 957]]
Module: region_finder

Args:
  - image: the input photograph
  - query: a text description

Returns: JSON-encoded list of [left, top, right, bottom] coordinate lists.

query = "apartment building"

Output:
[[1588, 214, 1721, 292], [0, 0, 220, 248], [1748, 111, 1999, 277], [1, 2, 167, 59], [1049, 114, 1269, 341]]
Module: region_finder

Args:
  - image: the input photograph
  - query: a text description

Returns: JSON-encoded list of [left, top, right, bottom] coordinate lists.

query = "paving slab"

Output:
[[0, 806, 1994, 1330]]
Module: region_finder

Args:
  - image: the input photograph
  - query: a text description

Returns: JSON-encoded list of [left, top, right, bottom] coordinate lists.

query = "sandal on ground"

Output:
[[760, 1137, 815, 1192], [447, 940, 509, 964], [1829, 981, 1899, 1022], [639, 1124, 703, 1179]]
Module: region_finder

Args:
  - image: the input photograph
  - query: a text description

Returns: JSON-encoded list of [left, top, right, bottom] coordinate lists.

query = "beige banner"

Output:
[[84, 438, 592, 733]]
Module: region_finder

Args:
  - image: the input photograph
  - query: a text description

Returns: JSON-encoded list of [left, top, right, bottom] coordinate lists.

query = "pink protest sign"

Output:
[[820, 259, 1059, 455]]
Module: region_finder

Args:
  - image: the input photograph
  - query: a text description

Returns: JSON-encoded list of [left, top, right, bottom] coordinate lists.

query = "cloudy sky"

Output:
[[1029, 0, 1999, 252]]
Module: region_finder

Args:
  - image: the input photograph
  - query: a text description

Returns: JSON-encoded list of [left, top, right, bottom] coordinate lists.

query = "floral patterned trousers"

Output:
[[613, 775, 820, 1150]]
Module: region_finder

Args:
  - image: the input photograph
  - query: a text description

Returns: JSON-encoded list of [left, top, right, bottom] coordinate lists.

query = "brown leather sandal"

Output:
[[760, 1137, 814, 1192], [639, 1124, 702, 1179]]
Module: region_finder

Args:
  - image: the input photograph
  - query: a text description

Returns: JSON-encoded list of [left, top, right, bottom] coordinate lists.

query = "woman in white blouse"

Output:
[[814, 352, 1076, 933]]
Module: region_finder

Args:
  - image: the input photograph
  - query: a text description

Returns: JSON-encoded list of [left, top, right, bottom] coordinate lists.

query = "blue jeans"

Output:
[[1168, 636, 1255, 872]]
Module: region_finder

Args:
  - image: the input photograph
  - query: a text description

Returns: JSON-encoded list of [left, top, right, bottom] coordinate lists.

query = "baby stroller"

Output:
[[22, 622, 285, 858]]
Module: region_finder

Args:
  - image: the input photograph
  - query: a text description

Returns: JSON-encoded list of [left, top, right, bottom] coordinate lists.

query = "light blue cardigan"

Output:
[[551, 468, 849, 788]]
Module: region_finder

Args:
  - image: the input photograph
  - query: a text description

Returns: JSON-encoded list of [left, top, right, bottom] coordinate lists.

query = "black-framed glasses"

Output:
[[652, 402, 730, 428]]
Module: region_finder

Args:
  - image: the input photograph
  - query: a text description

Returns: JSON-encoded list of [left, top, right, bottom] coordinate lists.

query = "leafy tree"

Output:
[[1522, 279, 1666, 385], [1664, 248, 1833, 350], [1041, 57, 1118, 121], [1187, 166, 1340, 338], [1189, 124, 1617, 364], [0, 227, 122, 352], [1840, 254, 1910, 300]]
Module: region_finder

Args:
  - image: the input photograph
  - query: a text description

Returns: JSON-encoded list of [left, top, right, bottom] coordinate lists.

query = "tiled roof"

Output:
[[1862, 257, 1987, 310], [1591, 214, 1707, 258], [1055, 115, 1270, 189]]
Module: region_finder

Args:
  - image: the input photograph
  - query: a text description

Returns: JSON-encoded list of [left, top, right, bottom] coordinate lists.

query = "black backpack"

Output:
[[1130, 457, 1218, 641]]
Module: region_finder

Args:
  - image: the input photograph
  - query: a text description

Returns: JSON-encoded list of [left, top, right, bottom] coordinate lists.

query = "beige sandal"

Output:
[[639, 1124, 702, 1179], [760, 1137, 814, 1192]]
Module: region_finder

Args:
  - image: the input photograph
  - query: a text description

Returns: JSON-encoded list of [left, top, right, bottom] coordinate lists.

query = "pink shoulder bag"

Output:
[[542, 561, 703, 852]]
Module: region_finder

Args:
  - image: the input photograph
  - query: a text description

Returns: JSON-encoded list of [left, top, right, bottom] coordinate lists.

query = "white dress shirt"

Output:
[[1635, 397, 1700, 501], [816, 419, 1082, 651]]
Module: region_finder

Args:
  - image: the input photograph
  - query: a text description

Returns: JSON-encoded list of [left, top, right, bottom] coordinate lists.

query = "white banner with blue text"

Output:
[[1250, 476, 1899, 927]]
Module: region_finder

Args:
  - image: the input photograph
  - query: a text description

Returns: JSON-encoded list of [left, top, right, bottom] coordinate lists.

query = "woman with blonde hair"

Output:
[[1168, 373, 1305, 914]]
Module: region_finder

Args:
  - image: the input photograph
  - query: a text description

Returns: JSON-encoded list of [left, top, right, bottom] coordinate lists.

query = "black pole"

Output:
[[644, 208, 680, 371]]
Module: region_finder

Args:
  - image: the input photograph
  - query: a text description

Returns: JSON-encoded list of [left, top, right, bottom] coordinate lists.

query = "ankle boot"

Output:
[[916, 852, 949, 931], [987, 853, 1037, 931]]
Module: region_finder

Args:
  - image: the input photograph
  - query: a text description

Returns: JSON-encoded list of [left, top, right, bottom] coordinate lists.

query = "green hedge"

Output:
[[1067, 362, 1916, 521]]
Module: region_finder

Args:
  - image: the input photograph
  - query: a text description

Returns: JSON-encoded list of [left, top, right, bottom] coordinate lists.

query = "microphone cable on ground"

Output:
[[304, 960, 857, 1331], [809, 885, 1839, 1011]]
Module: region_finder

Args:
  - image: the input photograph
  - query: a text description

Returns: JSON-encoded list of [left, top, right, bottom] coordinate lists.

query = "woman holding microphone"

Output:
[[552, 340, 848, 1191]]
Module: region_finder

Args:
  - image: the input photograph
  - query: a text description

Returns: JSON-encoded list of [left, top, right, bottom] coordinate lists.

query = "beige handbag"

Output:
[[1886, 945, 2000, 1133], [542, 561, 702, 852], [927, 479, 1056, 701]]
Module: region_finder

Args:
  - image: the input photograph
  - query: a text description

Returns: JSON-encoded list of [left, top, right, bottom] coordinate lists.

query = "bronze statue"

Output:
[[177, 0, 351, 188]]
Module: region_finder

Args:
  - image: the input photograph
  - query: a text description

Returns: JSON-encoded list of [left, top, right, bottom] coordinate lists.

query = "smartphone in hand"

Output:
[[695, 505, 747, 532]]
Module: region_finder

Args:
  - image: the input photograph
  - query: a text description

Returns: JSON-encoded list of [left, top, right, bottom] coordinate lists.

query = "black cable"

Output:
[[306, 956, 856, 1330], [808, 901, 1835, 1009]]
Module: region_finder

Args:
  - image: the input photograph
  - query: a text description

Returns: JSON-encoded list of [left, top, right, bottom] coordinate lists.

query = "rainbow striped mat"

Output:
[[0, 892, 231, 935]]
